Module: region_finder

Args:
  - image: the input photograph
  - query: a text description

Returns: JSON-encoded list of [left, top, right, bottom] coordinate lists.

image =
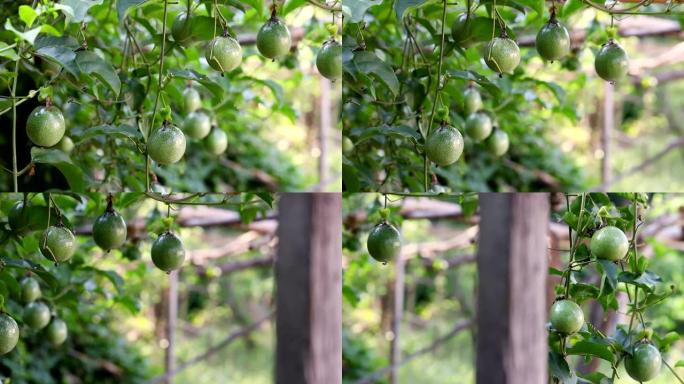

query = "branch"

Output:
[[401, 225, 479, 261], [145, 312, 274, 384], [591, 135, 684, 191], [353, 320, 473, 384], [195, 254, 275, 275]]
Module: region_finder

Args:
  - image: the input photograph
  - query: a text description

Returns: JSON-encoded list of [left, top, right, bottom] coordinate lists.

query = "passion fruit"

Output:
[[463, 87, 482, 116], [342, 136, 354, 154], [8, 201, 31, 235], [171, 12, 193, 46], [465, 112, 493, 141], [54, 136, 74, 153], [181, 86, 201, 114], [147, 123, 186, 164], [425, 125, 464, 167], [451, 14, 475, 48], [0, 314, 19, 355], [625, 343, 661, 382], [256, 15, 291, 59], [367, 222, 402, 263], [485, 36, 521, 74], [40, 225, 77, 263], [46, 318, 68, 346], [486, 129, 509, 157], [594, 39, 629, 82], [590, 226, 629, 261], [536, 18, 571, 61], [549, 299, 584, 334], [26, 105, 66, 147], [182, 111, 211, 140], [205, 36, 242, 73], [316, 39, 342, 81], [92, 209, 127, 251], [20, 277, 41, 303], [24, 301, 51, 330], [204, 127, 228, 155], [151, 232, 186, 272]]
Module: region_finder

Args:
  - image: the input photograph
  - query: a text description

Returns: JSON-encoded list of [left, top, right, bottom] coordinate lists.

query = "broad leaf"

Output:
[[31, 148, 86, 192], [75, 51, 121, 96]]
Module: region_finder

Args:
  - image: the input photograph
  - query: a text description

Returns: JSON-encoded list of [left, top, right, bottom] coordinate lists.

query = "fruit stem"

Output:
[[147, 0, 170, 192], [106, 193, 114, 213], [10, 56, 18, 193]]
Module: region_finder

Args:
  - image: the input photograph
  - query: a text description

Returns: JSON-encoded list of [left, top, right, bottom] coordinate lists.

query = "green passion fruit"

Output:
[[463, 87, 482, 116], [451, 14, 475, 48], [625, 343, 661, 382], [487, 129, 509, 157], [54, 136, 74, 153], [183, 111, 212, 140], [536, 18, 571, 61], [20, 277, 41, 303], [24, 301, 51, 330], [257, 15, 291, 59], [92, 210, 127, 251], [151, 232, 186, 272], [40, 225, 77, 263], [204, 127, 228, 155], [485, 37, 521, 74], [594, 39, 629, 82], [590, 226, 629, 261], [46, 318, 68, 346], [549, 299, 584, 334], [148, 124, 186, 164], [342, 136, 354, 154], [367, 222, 402, 263], [0, 314, 19, 355], [425, 125, 464, 167], [181, 86, 201, 114], [26, 105, 66, 147], [206, 36, 242, 73], [316, 39, 342, 81], [171, 12, 193, 46], [465, 112, 493, 141], [8, 201, 31, 235]]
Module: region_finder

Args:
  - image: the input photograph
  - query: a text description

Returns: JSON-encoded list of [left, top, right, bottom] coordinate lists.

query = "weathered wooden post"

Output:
[[276, 193, 342, 384], [476, 193, 549, 384]]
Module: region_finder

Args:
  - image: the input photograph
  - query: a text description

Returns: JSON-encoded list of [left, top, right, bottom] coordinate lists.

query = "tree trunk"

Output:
[[476, 193, 550, 384], [275, 193, 342, 384]]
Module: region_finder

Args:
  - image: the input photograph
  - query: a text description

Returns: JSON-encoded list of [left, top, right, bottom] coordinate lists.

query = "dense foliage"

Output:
[[341, 0, 683, 192], [0, 0, 341, 192], [550, 193, 682, 383], [0, 192, 272, 382]]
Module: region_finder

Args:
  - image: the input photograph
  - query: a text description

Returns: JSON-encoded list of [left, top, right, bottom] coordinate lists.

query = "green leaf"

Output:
[[31, 148, 86, 192], [0, 42, 19, 61], [280, 0, 306, 15], [117, 0, 146, 23], [57, 0, 104, 22], [566, 340, 615, 363], [447, 70, 501, 98], [18, 5, 38, 28], [75, 51, 121, 96], [597, 259, 618, 293], [243, 76, 284, 108], [394, 0, 430, 20], [4, 20, 41, 45], [255, 192, 274, 208], [514, 0, 544, 16], [342, 0, 381, 23], [0, 272, 20, 298], [76, 124, 142, 144], [352, 51, 399, 96], [35, 46, 77, 75], [168, 69, 223, 99]]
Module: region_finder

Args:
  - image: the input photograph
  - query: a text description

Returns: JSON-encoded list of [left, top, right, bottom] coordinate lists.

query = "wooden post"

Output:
[[165, 271, 178, 384], [276, 193, 342, 384], [476, 193, 549, 384], [388, 257, 405, 384], [601, 82, 614, 190]]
